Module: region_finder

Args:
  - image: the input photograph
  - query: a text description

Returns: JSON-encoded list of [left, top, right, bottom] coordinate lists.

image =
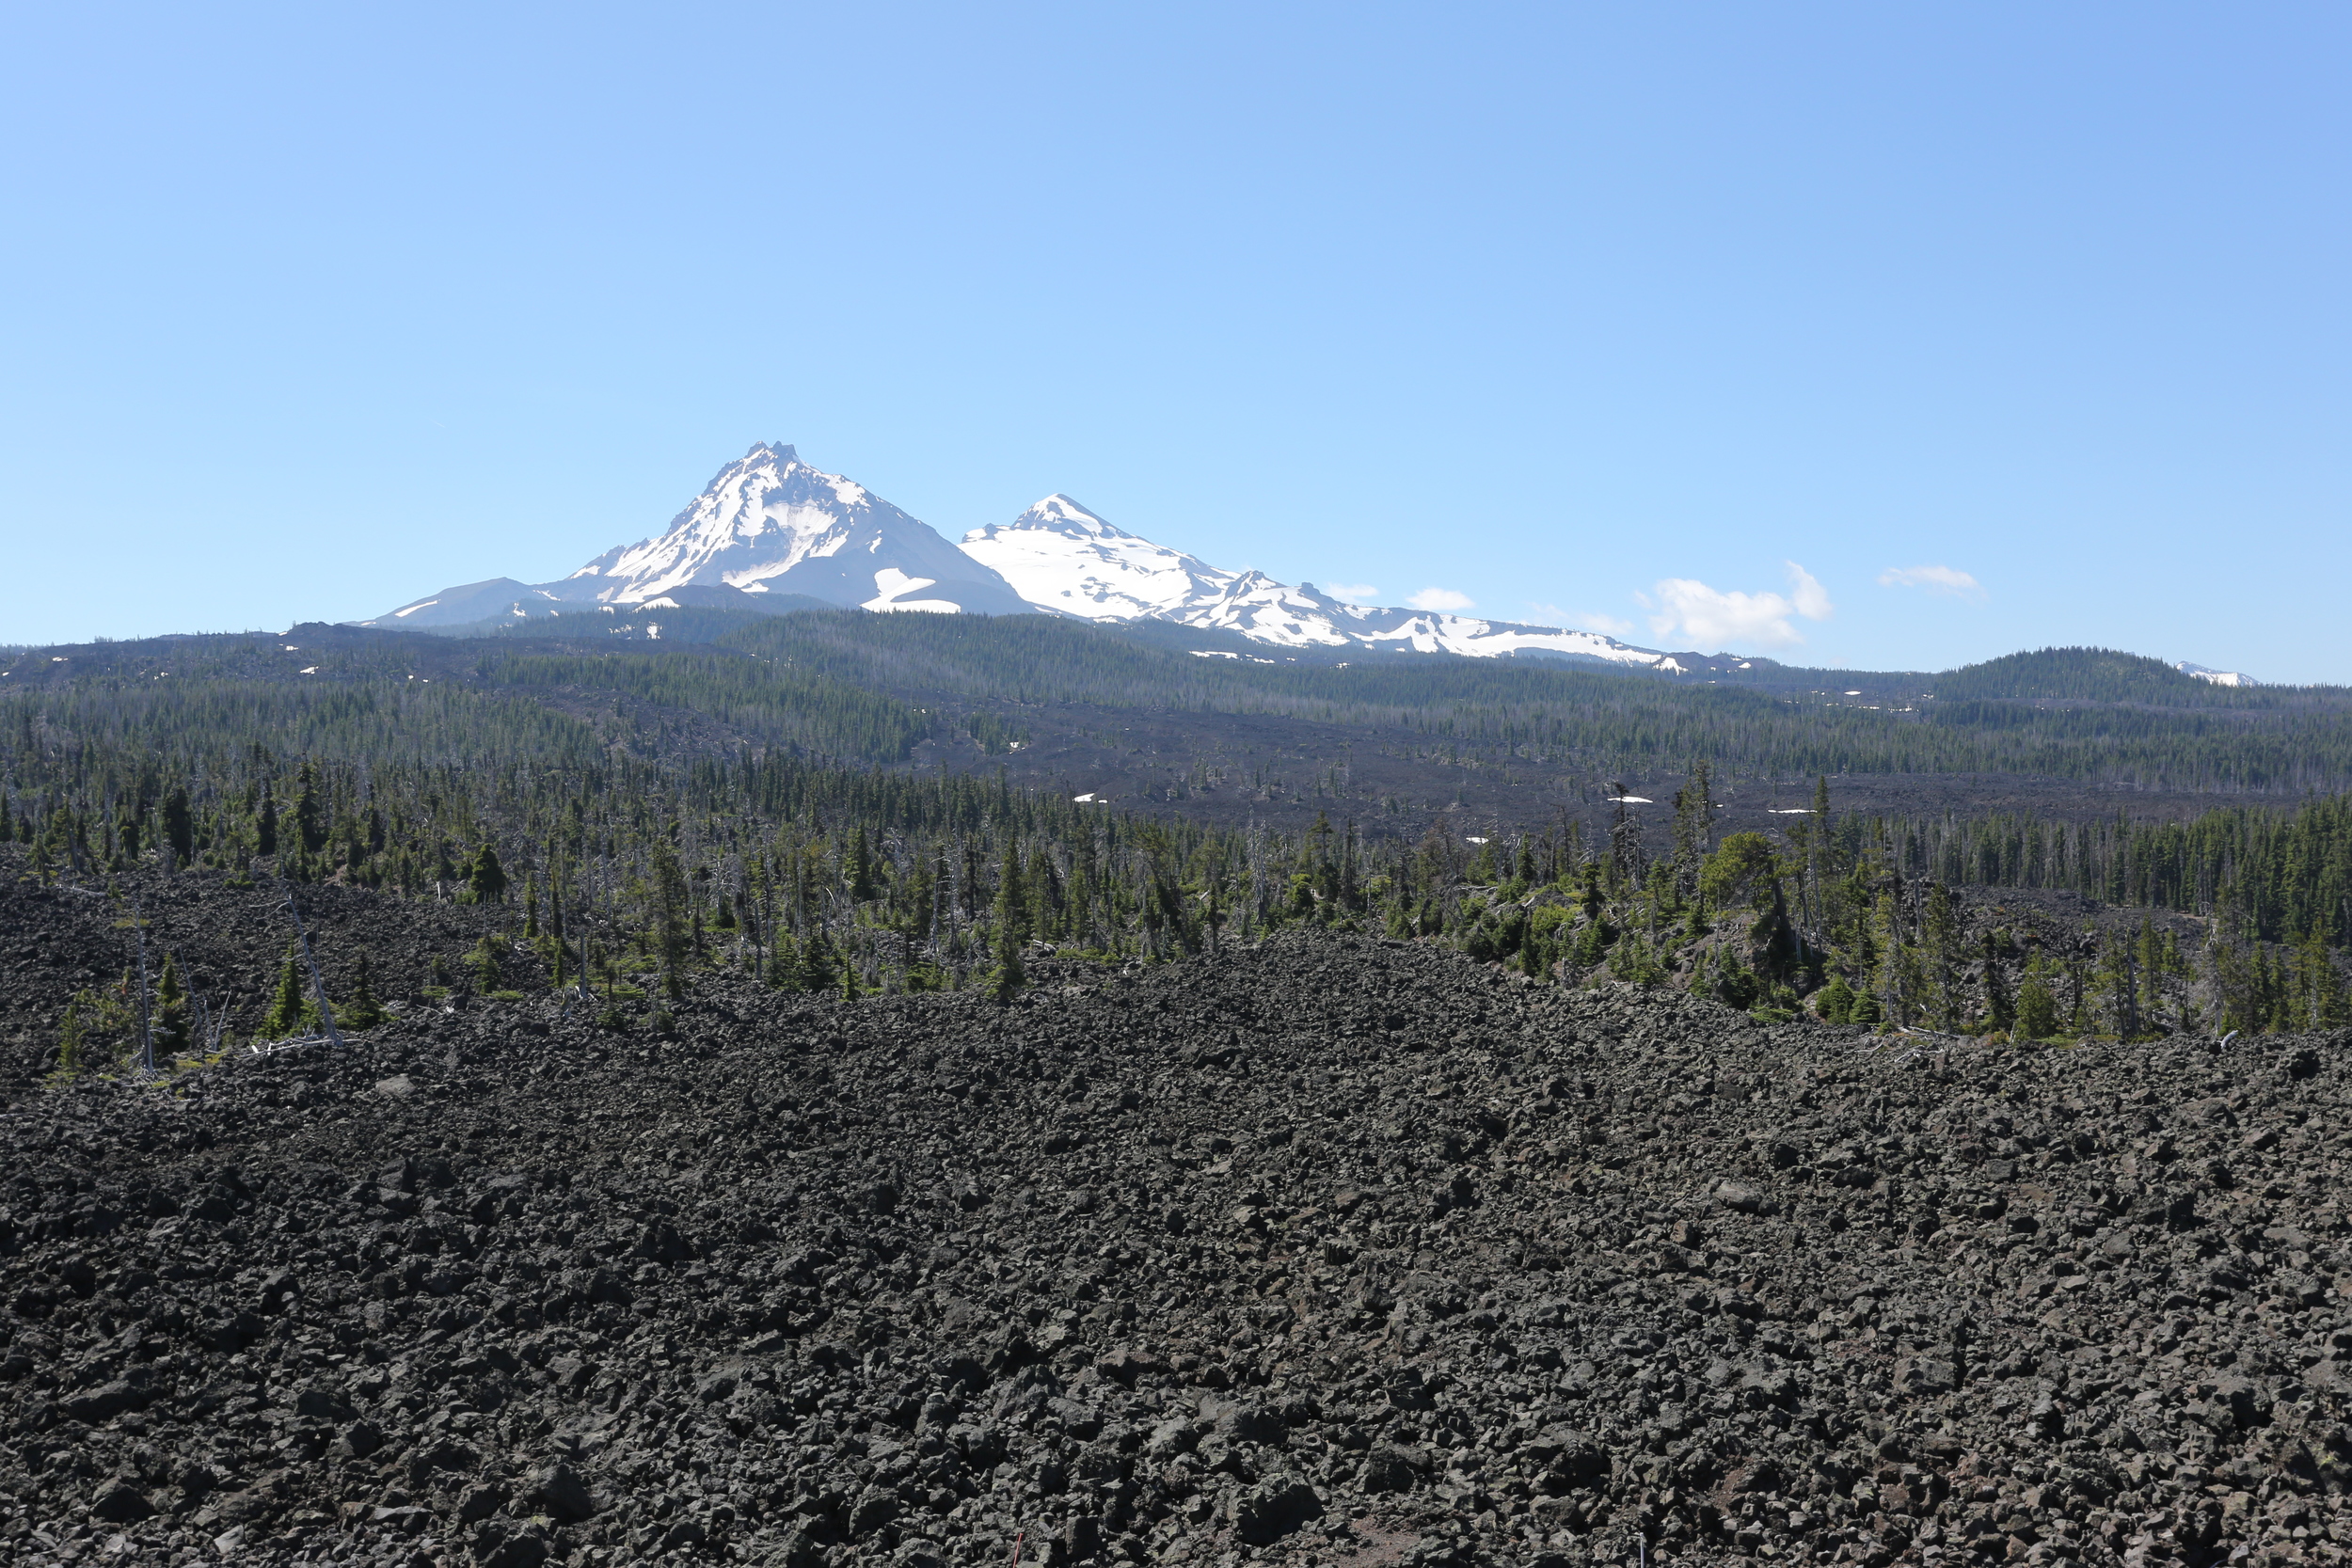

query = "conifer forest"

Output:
[[6, 614, 2349, 1082]]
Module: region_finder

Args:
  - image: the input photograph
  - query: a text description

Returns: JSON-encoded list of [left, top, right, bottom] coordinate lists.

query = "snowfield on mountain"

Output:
[[361, 445, 1706, 670]]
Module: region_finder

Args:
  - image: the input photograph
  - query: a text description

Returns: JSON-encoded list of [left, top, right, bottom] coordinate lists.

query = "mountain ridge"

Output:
[[351, 443, 2266, 687], [358, 443, 1713, 668], [962, 491, 1708, 673], [359, 444, 1031, 629]]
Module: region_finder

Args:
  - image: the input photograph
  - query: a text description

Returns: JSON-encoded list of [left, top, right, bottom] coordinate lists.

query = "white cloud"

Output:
[[1642, 561, 1834, 649], [1406, 587, 1476, 612], [1788, 562, 1832, 620], [1527, 602, 1635, 637], [1877, 564, 1984, 600], [1323, 582, 1380, 603]]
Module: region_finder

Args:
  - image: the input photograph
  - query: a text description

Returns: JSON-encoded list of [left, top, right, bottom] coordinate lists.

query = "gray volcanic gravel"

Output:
[[6, 930, 2352, 1568]]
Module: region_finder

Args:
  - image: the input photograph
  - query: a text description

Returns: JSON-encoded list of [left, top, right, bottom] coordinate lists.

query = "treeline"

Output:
[[6, 726, 2345, 1065], [716, 615, 2352, 788], [4, 627, 2348, 1060], [4, 676, 611, 773], [0, 633, 938, 768], [1849, 794, 2352, 949], [12, 617, 2352, 791]]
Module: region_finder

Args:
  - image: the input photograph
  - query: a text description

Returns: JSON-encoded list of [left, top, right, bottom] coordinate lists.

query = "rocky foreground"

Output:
[[4, 931, 2352, 1568]]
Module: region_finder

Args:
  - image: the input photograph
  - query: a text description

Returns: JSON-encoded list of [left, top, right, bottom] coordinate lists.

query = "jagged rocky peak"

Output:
[[362, 444, 1031, 628], [557, 443, 1027, 614]]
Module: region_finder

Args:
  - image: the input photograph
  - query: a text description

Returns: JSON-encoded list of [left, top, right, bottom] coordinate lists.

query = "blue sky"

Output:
[[2, 4, 2345, 679]]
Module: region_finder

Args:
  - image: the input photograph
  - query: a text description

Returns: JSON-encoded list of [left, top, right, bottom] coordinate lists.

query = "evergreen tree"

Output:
[[1572, 911, 1610, 971], [1921, 882, 1962, 1029], [648, 845, 689, 997], [261, 944, 312, 1037], [163, 785, 195, 863], [468, 934, 504, 994], [1518, 928, 1548, 982], [798, 927, 839, 995], [295, 760, 327, 853], [1385, 896, 1414, 942], [257, 791, 279, 857], [1753, 879, 1801, 980], [1707, 946, 1759, 1008], [1608, 799, 1645, 891], [469, 845, 509, 903], [848, 826, 876, 901], [153, 951, 192, 1055], [1814, 973, 1855, 1023], [46, 807, 83, 876], [2291, 930, 2348, 1030], [1870, 892, 1912, 1023], [1698, 832, 1776, 910], [342, 951, 387, 1029], [56, 991, 91, 1076], [770, 929, 803, 991], [2016, 971, 2059, 1039], [1670, 759, 1714, 895], [2090, 933, 2141, 1039], [2135, 918, 2167, 1026], [1887, 943, 1927, 1027], [1979, 930, 2014, 1034], [993, 841, 1027, 1000]]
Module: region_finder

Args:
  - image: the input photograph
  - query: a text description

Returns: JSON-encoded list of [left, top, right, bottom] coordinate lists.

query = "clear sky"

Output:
[[2, 4, 2345, 679]]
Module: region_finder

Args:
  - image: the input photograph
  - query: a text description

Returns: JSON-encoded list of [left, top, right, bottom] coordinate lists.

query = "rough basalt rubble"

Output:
[[0, 868, 532, 1097], [5, 927, 2352, 1567]]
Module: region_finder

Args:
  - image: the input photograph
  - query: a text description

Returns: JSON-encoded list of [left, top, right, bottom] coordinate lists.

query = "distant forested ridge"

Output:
[[1928, 646, 2275, 705], [9, 623, 2352, 792]]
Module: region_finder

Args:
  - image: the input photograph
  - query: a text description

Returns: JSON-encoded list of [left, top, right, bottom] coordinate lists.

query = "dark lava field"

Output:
[[7, 910, 2352, 1567]]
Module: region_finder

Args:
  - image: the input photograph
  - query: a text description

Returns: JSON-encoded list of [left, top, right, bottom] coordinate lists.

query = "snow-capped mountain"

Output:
[[362, 444, 1028, 628], [558, 443, 1027, 614], [962, 495, 1246, 622], [2178, 661, 2258, 688], [963, 495, 1692, 671], [360, 445, 1700, 671]]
